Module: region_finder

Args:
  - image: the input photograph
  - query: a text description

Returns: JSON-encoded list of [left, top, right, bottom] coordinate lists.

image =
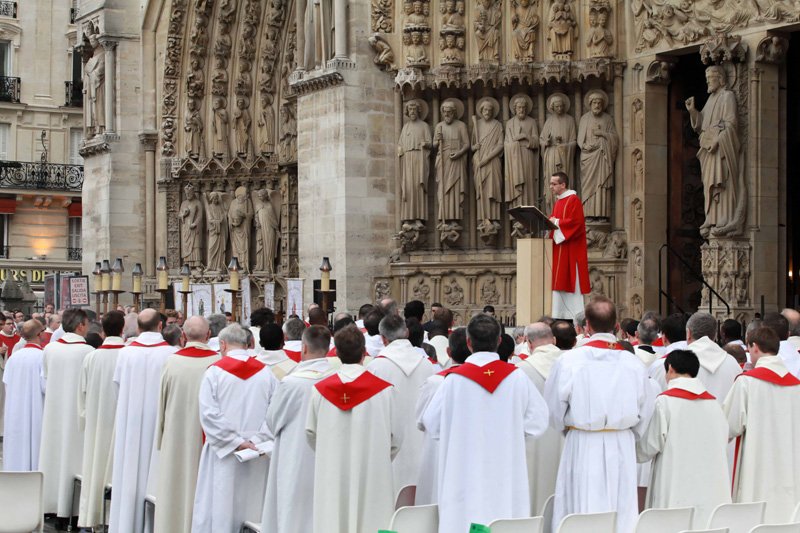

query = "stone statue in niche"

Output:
[[631, 198, 643, 241], [481, 276, 500, 304], [84, 25, 105, 137], [187, 58, 205, 98], [228, 186, 253, 272], [434, 99, 469, 243], [412, 278, 431, 302], [632, 98, 644, 143], [440, 31, 466, 66], [504, 94, 539, 211], [472, 97, 504, 241], [233, 96, 252, 158], [441, 0, 465, 31], [185, 99, 205, 160], [632, 149, 644, 192], [540, 92, 576, 212], [278, 104, 298, 162], [547, 0, 577, 60], [589, 269, 604, 295], [254, 188, 282, 273], [578, 89, 618, 219], [257, 93, 275, 155], [180, 184, 205, 267], [212, 56, 229, 96], [405, 31, 430, 67], [444, 277, 464, 305], [630, 294, 643, 319], [406, 0, 429, 26], [204, 190, 229, 271], [586, 0, 613, 58], [398, 99, 432, 226], [212, 96, 230, 159], [369, 34, 397, 70], [631, 246, 642, 285], [511, 0, 539, 63], [685, 65, 744, 238], [474, 0, 501, 62]]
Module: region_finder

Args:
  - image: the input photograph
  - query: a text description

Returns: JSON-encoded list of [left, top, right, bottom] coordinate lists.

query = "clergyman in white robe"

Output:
[[367, 317, 435, 494], [637, 359, 730, 527], [38, 313, 94, 516], [262, 326, 334, 533], [2, 321, 46, 471], [78, 329, 126, 529], [110, 312, 178, 533], [192, 329, 278, 533], [724, 335, 800, 524], [545, 330, 656, 533]]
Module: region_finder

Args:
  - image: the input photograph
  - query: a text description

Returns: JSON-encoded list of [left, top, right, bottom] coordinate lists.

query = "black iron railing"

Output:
[[67, 247, 82, 261], [0, 76, 20, 103], [0, 245, 9, 258], [0, 161, 83, 192], [658, 243, 730, 316], [65, 80, 83, 107], [0, 1, 17, 18]]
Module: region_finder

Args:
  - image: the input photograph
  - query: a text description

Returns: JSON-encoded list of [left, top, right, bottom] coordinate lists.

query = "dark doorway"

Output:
[[666, 54, 707, 314], [786, 34, 800, 307]]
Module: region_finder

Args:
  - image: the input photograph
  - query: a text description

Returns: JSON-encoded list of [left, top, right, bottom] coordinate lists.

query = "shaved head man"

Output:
[[138, 308, 163, 334], [182, 316, 211, 345]]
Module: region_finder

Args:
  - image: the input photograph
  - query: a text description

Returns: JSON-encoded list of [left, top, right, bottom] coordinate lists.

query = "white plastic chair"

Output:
[[395, 484, 417, 510], [793, 502, 800, 522], [557, 511, 616, 533], [0, 471, 44, 533], [541, 495, 555, 533], [488, 516, 544, 533], [388, 504, 438, 533], [241, 521, 262, 532], [749, 525, 800, 533], [708, 502, 767, 533], [678, 529, 728, 533], [635, 507, 695, 533]]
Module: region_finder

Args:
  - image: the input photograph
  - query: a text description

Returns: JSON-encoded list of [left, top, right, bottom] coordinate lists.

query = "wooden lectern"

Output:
[[510, 206, 558, 325]]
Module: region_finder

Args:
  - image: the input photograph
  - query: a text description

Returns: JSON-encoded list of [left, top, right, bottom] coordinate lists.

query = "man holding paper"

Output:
[[192, 324, 278, 532], [548, 171, 590, 320]]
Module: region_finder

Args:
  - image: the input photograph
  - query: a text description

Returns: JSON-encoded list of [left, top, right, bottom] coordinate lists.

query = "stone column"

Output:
[[296, 0, 306, 70], [101, 40, 117, 134], [334, 0, 348, 59], [140, 133, 158, 276], [613, 63, 624, 230]]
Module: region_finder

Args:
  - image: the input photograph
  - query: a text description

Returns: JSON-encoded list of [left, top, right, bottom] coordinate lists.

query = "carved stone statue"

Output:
[[632, 98, 644, 143], [586, 0, 613, 58], [406, 0, 428, 26], [440, 31, 465, 66], [474, 0, 501, 62], [187, 58, 205, 98], [685, 65, 744, 238], [278, 104, 298, 162], [180, 184, 204, 267], [369, 33, 396, 70], [228, 186, 253, 271], [204, 190, 229, 271], [257, 93, 275, 154], [185, 99, 205, 160], [540, 92, 576, 211], [405, 31, 430, 67], [84, 26, 105, 137], [212, 96, 229, 159], [233, 96, 252, 158], [511, 0, 539, 62], [434, 99, 469, 242], [504, 94, 539, 209], [398, 99, 432, 224], [471, 98, 504, 239], [547, 0, 577, 59], [254, 188, 281, 273], [578, 89, 618, 219], [441, 0, 465, 31]]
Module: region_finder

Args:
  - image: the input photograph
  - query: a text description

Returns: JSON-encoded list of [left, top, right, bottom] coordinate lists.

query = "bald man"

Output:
[[782, 308, 800, 352], [154, 316, 220, 533], [110, 308, 179, 533]]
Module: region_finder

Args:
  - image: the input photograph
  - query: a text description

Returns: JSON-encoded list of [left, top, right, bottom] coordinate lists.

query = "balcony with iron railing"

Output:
[[0, 1, 17, 18], [65, 81, 83, 107], [0, 161, 83, 192], [67, 247, 82, 261], [0, 76, 20, 103]]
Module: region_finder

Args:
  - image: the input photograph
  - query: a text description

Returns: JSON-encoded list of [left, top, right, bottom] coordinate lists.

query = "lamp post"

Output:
[[110, 257, 124, 308], [92, 261, 102, 315], [178, 263, 192, 318], [131, 263, 143, 312], [156, 256, 169, 312], [100, 259, 111, 314], [226, 257, 241, 323]]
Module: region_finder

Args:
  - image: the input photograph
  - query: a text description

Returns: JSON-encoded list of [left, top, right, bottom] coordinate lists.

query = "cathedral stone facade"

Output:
[[77, 0, 800, 322]]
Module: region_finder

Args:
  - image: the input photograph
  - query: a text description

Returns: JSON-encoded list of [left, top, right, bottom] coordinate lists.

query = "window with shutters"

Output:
[[69, 129, 83, 164], [0, 41, 9, 77]]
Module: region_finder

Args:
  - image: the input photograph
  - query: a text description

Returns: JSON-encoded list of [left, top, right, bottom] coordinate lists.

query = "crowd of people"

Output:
[[1, 298, 800, 533]]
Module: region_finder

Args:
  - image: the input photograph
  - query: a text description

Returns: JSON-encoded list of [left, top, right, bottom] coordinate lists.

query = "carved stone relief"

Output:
[[372, 0, 394, 32], [632, 98, 643, 143], [631, 197, 643, 242], [586, 0, 613, 58], [370, 34, 397, 70], [474, 0, 501, 62], [278, 104, 297, 163], [547, 0, 577, 60], [180, 183, 205, 267], [443, 277, 464, 305], [631, 246, 642, 286], [700, 240, 751, 309], [578, 89, 618, 220], [472, 97, 504, 242], [434, 98, 469, 244], [504, 94, 539, 225], [412, 277, 432, 302], [756, 35, 789, 64], [511, 0, 539, 62], [630, 293, 642, 319], [632, 148, 643, 193], [480, 275, 500, 304], [399, 99, 432, 234]]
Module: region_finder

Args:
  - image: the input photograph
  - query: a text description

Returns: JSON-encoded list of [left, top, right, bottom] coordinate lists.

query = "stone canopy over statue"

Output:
[[685, 65, 745, 238]]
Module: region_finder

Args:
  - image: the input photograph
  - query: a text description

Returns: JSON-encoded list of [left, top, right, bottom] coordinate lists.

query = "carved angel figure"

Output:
[[254, 188, 282, 273]]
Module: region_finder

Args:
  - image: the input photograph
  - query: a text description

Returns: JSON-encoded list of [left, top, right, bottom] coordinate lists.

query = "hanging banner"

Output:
[[286, 278, 304, 318]]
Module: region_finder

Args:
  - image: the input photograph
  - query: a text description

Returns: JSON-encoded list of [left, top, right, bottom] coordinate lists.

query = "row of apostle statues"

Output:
[[398, 90, 618, 242], [179, 183, 283, 273]]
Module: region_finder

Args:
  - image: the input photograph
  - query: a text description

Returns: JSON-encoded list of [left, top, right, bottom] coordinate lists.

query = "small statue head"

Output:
[[513, 97, 528, 117], [705, 65, 726, 93], [441, 101, 456, 124]]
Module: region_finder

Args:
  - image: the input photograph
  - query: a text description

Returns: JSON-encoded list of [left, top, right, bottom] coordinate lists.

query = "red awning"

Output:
[[0, 198, 16, 214], [68, 202, 82, 217]]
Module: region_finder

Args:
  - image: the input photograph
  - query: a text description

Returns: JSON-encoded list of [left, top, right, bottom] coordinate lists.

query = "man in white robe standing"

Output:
[[637, 349, 730, 527], [422, 314, 549, 533], [516, 322, 564, 515], [763, 312, 800, 378], [256, 323, 298, 379], [192, 324, 278, 532], [362, 310, 385, 357], [306, 324, 401, 533], [2, 319, 47, 471], [109, 308, 178, 533], [367, 313, 435, 494], [261, 325, 334, 533], [545, 297, 656, 533], [415, 328, 470, 505], [725, 326, 800, 523], [78, 311, 126, 530], [280, 317, 305, 363], [154, 316, 220, 533], [38, 309, 93, 519]]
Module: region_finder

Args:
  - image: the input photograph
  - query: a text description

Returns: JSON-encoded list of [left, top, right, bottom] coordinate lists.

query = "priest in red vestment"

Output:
[[548, 172, 590, 320]]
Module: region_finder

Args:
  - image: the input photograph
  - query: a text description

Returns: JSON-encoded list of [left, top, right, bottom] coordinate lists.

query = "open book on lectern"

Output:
[[508, 205, 558, 234]]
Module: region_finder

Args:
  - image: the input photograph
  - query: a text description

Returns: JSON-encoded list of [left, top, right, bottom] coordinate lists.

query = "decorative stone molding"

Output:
[[700, 239, 752, 313], [755, 34, 789, 64], [289, 70, 345, 95], [139, 132, 159, 151], [700, 33, 747, 65], [78, 133, 119, 157], [645, 59, 674, 84]]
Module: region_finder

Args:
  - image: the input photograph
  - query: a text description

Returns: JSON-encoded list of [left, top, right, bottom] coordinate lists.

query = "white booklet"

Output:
[[233, 440, 275, 463]]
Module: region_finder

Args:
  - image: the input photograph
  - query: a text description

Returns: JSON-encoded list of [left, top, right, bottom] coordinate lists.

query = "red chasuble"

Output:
[[213, 356, 266, 380], [549, 192, 590, 293], [660, 388, 716, 400], [446, 360, 517, 393], [284, 349, 301, 363], [315, 372, 392, 411], [175, 346, 218, 358]]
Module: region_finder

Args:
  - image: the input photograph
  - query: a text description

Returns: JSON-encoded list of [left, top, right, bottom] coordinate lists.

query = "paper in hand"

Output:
[[233, 440, 275, 463]]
